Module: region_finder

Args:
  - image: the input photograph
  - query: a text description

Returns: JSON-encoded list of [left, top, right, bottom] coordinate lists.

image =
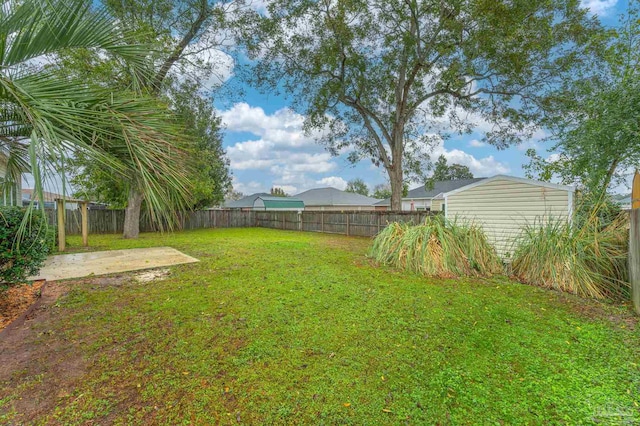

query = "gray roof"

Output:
[[294, 187, 381, 206], [374, 178, 486, 206], [224, 192, 270, 208]]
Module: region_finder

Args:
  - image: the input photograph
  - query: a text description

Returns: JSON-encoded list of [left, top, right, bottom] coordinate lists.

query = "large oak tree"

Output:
[[244, 0, 601, 210]]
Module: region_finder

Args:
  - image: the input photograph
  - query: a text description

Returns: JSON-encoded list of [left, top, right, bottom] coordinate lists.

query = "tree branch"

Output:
[[150, 0, 209, 93]]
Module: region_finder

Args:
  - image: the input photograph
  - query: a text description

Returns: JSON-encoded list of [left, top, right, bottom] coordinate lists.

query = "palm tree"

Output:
[[0, 0, 193, 231]]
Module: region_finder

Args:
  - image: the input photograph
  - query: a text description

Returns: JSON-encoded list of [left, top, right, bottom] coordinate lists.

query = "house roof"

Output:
[[294, 187, 381, 206], [22, 189, 82, 203], [374, 178, 486, 206], [254, 196, 304, 209], [224, 192, 270, 208]]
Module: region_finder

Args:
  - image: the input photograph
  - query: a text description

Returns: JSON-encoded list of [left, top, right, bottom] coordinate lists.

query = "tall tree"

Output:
[[425, 155, 473, 189], [270, 187, 288, 197], [65, 0, 234, 237], [525, 2, 640, 197], [0, 0, 192, 231], [372, 183, 392, 200], [345, 178, 369, 196], [244, 0, 600, 209]]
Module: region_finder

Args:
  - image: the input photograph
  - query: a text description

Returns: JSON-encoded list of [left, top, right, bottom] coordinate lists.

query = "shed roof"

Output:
[[255, 196, 304, 209], [294, 187, 381, 206], [224, 192, 270, 209], [443, 175, 575, 197]]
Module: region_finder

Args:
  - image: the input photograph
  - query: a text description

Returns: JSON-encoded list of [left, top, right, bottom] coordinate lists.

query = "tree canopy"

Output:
[[270, 187, 288, 197], [0, 0, 193, 231], [244, 0, 601, 209], [425, 155, 473, 189], [61, 0, 233, 237], [372, 183, 392, 200], [525, 2, 640, 198], [345, 178, 369, 196]]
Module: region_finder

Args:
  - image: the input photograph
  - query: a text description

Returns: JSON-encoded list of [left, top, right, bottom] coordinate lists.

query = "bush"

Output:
[[370, 215, 503, 278], [0, 206, 53, 285], [510, 215, 628, 300]]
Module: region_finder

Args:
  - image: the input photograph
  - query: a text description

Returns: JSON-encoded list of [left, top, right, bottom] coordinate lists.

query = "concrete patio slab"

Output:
[[30, 247, 199, 282]]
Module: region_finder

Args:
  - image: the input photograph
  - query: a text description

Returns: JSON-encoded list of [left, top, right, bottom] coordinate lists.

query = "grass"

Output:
[[1, 228, 639, 424]]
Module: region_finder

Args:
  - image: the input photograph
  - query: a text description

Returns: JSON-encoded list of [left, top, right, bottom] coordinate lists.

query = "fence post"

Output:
[[631, 209, 640, 315], [298, 211, 303, 231], [56, 199, 65, 252], [282, 213, 286, 230], [321, 211, 324, 232], [81, 202, 88, 247], [112, 210, 117, 234], [346, 213, 350, 236]]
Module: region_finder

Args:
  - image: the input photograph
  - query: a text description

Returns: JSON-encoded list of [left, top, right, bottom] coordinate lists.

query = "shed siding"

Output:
[[446, 178, 570, 257], [431, 199, 443, 211]]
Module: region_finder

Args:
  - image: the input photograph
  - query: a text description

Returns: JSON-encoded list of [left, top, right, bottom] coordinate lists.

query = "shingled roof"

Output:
[[294, 187, 381, 206], [374, 178, 486, 206]]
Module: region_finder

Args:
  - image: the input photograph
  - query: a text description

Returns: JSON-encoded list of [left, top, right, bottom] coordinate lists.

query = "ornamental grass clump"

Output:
[[370, 216, 502, 278], [510, 215, 628, 300]]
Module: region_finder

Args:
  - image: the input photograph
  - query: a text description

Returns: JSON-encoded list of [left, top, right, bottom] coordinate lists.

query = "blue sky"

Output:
[[215, 0, 631, 196]]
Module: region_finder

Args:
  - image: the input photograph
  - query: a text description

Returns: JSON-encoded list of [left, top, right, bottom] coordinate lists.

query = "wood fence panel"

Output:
[[44, 208, 438, 238], [630, 209, 640, 315]]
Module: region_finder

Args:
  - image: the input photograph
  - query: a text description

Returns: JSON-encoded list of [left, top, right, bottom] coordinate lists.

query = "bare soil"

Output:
[[0, 276, 128, 423], [0, 280, 46, 330]]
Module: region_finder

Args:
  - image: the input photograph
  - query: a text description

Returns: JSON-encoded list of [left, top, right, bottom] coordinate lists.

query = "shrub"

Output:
[[370, 215, 502, 278], [0, 206, 53, 285], [510, 215, 628, 300]]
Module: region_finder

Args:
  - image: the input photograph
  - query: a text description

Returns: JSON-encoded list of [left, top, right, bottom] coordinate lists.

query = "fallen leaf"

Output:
[[343, 403, 351, 407], [382, 408, 392, 413]]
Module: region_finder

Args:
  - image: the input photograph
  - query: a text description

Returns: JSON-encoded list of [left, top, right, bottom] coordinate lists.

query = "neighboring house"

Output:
[[294, 187, 381, 211], [223, 193, 271, 211], [21, 189, 80, 210], [253, 196, 305, 211], [374, 178, 485, 211], [443, 175, 575, 257], [0, 153, 23, 207]]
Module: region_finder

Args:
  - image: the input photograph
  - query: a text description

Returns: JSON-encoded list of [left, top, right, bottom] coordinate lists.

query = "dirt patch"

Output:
[[134, 268, 171, 283], [0, 275, 129, 423], [0, 280, 46, 331]]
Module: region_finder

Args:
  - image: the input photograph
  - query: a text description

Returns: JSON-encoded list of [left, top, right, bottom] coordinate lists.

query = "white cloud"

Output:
[[580, 0, 618, 15], [316, 176, 348, 190], [547, 153, 562, 163], [221, 103, 341, 192], [467, 139, 486, 148], [431, 139, 510, 176], [230, 176, 267, 195]]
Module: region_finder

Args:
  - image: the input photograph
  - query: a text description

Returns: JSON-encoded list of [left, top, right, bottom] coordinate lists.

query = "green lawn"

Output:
[[2, 228, 639, 424]]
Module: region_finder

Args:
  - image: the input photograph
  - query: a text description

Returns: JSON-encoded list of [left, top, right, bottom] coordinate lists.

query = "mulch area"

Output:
[[0, 280, 46, 331]]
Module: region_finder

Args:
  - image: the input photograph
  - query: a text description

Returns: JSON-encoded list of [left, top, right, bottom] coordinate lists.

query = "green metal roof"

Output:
[[254, 196, 304, 210]]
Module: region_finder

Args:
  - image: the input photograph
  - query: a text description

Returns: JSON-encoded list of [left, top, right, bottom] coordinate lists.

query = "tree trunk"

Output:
[[389, 164, 404, 211], [123, 188, 143, 239], [388, 130, 405, 211]]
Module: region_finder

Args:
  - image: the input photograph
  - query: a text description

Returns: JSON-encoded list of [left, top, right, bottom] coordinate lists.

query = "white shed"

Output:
[[443, 175, 575, 258]]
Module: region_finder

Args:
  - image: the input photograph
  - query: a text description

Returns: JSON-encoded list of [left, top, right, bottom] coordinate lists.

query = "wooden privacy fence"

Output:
[[254, 210, 435, 236], [46, 209, 437, 237]]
